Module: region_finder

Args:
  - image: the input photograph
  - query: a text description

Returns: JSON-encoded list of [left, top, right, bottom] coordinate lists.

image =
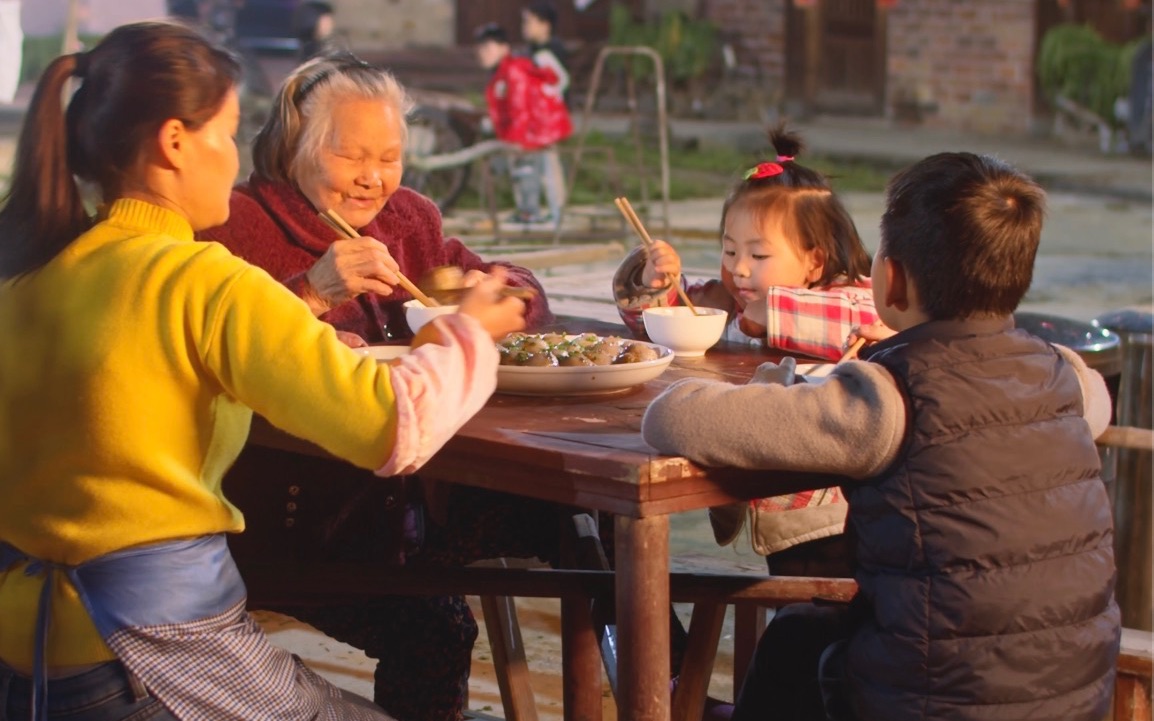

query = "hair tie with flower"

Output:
[[743, 155, 795, 181]]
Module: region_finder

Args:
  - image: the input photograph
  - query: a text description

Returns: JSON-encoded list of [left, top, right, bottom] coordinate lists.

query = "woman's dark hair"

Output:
[[0, 21, 240, 280], [719, 125, 871, 288], [880, 152, 1045, 320]]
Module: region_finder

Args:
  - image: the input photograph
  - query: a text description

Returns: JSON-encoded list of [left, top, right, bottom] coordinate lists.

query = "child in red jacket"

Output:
[[475, 22, 572, 226]]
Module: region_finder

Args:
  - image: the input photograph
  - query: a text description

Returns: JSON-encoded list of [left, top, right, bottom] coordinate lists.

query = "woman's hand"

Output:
[[302, 236, 402, 314], [458, 268, 528, 341], [640, 240, 682, 288]]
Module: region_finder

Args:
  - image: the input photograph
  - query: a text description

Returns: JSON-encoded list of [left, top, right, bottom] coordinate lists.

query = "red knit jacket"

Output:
[[486, 54, 572, 150], [200, 176, 553, 343]]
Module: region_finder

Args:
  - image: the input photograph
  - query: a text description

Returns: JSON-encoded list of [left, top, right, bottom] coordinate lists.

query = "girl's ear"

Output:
[[804, 247, 827, 285]]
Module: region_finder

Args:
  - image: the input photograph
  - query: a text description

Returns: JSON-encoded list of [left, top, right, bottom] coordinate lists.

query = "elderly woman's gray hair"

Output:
[[251, 53, 414, 183]]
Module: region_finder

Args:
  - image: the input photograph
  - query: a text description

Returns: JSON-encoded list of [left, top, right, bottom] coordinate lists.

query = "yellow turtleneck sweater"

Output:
[[0, 199, 399, 669]]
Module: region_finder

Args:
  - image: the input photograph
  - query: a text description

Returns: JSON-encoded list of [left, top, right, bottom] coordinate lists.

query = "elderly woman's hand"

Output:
[[335, 330, 368, 348], [458, 268, 527, 341], [302, 236, 402, 314]]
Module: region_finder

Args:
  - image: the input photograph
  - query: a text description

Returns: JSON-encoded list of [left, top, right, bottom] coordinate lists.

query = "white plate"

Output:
[[496, 339, 674, 396], [795, 363, 835, 383], [355, 345, 410, 362]]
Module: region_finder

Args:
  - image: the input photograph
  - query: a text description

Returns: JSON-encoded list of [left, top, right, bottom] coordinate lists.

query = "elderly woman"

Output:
[[203, 52, 551, 345], [200, 53, 565, 721]]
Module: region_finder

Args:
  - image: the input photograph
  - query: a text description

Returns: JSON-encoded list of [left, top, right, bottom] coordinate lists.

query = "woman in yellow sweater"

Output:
[[0, 21, 525, 721]]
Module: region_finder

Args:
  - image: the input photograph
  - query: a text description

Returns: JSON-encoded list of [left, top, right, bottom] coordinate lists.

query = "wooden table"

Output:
[[248, 324, 847, 721]]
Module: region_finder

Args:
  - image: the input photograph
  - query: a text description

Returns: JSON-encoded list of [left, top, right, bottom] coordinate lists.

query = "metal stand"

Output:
[[553, 45, 673, 244]]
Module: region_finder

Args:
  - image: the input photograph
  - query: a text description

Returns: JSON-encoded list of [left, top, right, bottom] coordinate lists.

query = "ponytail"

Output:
[[0, 21, 240, 281], [0, 54, 91, 280]]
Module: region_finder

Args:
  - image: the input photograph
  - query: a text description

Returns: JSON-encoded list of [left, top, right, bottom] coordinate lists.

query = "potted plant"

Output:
[[1037, 23, 1146, 150]]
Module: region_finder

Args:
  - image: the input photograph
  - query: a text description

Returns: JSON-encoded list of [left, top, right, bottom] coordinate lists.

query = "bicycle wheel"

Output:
[[403, 105, 472, 213]]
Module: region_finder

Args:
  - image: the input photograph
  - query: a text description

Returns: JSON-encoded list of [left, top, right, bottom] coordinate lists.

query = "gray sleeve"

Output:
[[1052, 343, 1113, 438], [641, 360, 907, 479], [533, 48, 570, 95]]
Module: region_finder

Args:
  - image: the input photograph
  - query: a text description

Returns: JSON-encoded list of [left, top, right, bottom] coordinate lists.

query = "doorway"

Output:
[[786, 0, 887, 115]]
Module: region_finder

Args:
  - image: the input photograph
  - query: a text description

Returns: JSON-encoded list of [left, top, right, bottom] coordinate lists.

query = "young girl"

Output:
[[614, 127, 875, 362], [613, 127, 876, 575]]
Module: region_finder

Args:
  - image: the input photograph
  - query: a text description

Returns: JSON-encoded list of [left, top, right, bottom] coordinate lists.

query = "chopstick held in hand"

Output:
[[318, 209, 440, 308], [837, 337, 867, 364], [613, 196, 700, 316]]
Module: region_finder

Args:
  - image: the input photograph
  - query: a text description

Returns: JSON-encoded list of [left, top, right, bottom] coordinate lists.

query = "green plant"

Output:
[[450, 130, 893, 211], [21, 34, 103, 84], [607, 3, 718, 86], [1037, 23, 1144, 126]]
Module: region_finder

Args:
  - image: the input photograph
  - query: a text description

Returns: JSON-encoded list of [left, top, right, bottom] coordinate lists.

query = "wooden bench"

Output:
[[1116, 628, 1153, 721]]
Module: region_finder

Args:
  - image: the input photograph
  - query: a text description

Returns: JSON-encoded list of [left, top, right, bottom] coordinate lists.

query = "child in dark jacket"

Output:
[[641, 152, 1120, 721]]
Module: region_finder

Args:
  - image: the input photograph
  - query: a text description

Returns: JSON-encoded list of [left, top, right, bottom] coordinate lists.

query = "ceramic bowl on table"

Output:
[[404, 298, 459, 333], [641, 306, 727, 358]]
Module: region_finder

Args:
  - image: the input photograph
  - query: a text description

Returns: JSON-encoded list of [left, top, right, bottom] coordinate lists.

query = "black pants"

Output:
[[730, 602, 852, 721]]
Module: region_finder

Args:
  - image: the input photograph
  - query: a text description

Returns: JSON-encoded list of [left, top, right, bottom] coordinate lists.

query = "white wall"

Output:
[[22, 0, 165, 37]]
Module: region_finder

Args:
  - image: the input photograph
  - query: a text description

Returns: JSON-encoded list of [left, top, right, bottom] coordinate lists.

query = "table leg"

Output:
[[615, 514, 671, 721], [562, 595, 603, 721]]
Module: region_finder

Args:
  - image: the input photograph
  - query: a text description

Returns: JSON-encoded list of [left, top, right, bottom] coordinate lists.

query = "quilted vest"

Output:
[[845, 318, 1120, 721]]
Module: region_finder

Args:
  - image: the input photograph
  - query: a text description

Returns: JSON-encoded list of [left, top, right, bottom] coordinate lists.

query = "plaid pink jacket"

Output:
[[764, 281, 877, 362]]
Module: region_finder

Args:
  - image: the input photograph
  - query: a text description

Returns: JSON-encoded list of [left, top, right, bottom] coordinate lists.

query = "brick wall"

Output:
[[700, 0, 788, 85], [885, 0, 1038, 134]]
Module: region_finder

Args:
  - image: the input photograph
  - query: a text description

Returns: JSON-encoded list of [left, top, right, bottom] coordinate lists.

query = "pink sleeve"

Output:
[[375, 314, 498, 476]]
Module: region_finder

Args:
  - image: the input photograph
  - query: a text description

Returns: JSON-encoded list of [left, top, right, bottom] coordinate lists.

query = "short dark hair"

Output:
[[880, 152, 1045, 320], [474, 22, 509, 45], [525, 1, 558, 29]]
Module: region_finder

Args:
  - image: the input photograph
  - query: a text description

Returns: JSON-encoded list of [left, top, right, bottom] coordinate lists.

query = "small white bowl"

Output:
[[642, 306, 727, 358], [354, 345, 410, 362], [404, 298, 459, 333]]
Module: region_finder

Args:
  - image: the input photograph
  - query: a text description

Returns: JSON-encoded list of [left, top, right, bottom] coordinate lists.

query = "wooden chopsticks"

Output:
[[318, 208, 440, 307], [613, 196, 701, 315], [837, 337, 867, 364]]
